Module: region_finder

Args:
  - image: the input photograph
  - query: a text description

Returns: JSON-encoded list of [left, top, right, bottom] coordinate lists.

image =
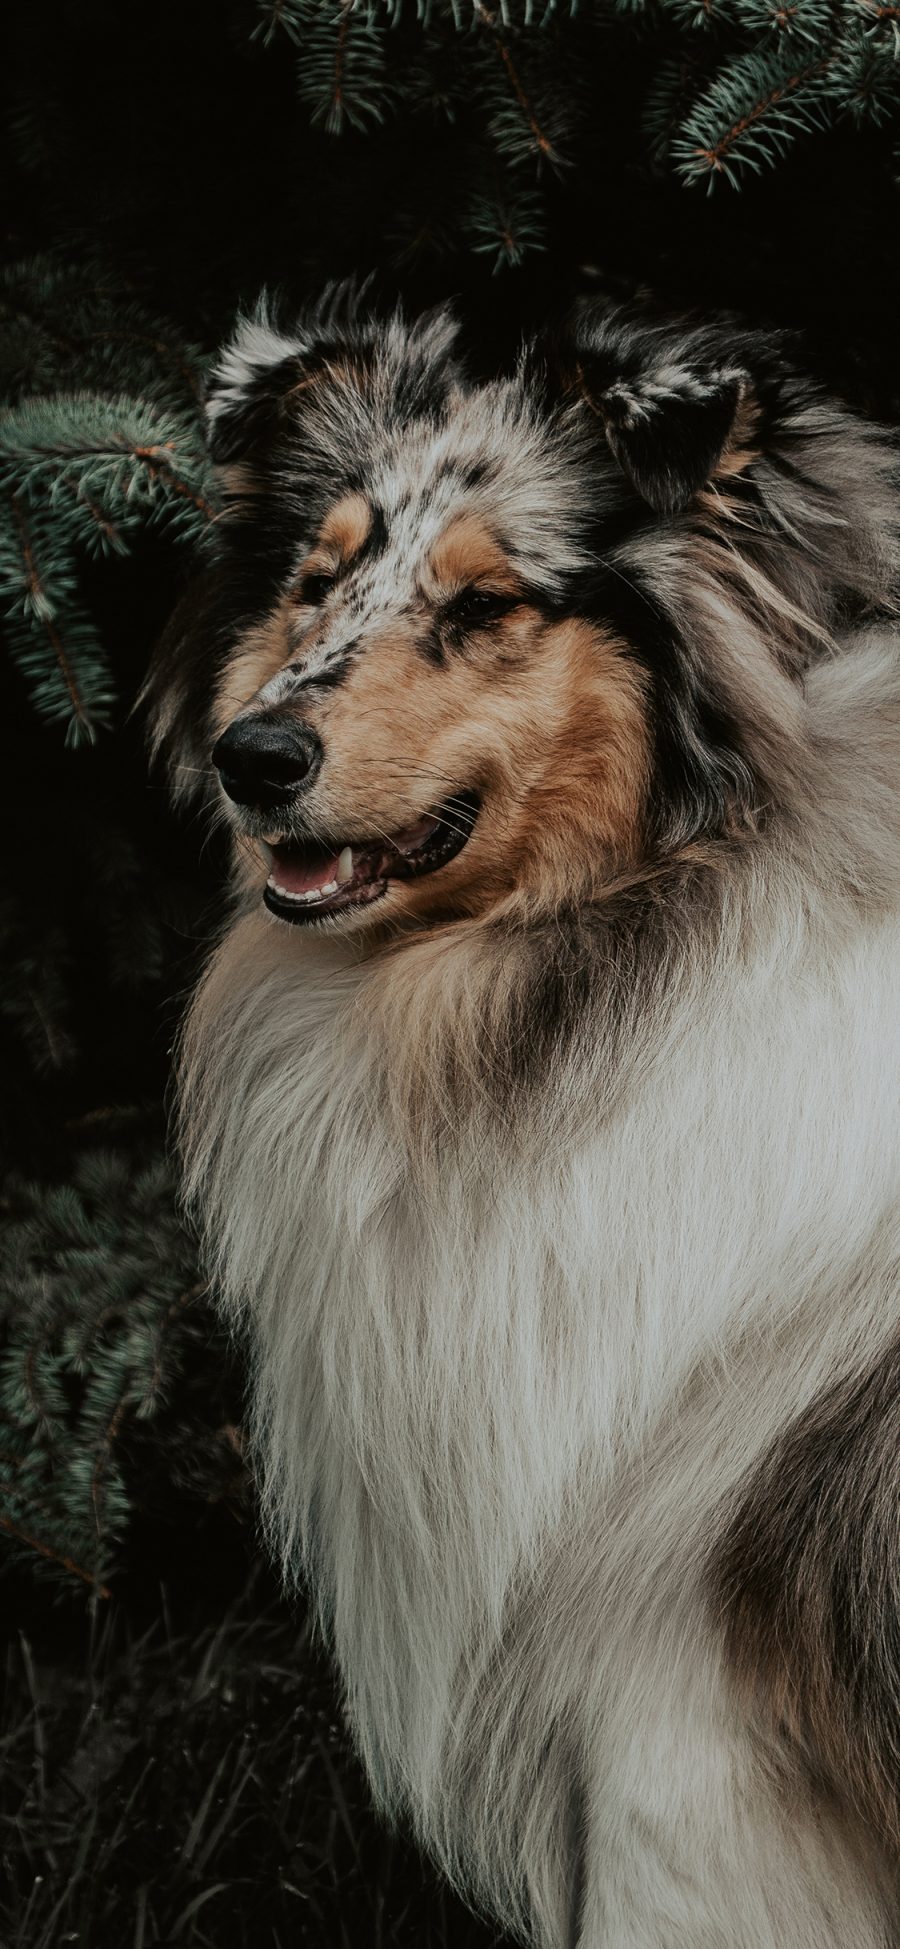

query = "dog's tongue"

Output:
[[267, 840, 341, 895], [266, 815, 440, 898]]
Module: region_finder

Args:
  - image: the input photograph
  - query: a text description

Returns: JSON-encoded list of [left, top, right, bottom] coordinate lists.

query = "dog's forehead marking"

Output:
[[270, 401, 585, 698], [266, 478, 476, 700], [425, 514, 517, 597], [317, 491, 374, 563], [276, 497, 513, 702]]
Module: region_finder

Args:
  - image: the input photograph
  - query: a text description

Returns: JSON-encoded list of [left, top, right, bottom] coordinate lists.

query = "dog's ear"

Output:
[[204, 310, 313, 464], [595, 365, 752, 517], [203, 289, 372, 465], [536, 309, 756, 517], [204, 291, 461, 467]]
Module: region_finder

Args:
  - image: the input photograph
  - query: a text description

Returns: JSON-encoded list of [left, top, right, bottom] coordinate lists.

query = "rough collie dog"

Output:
[[150, 292, 900, 1947]]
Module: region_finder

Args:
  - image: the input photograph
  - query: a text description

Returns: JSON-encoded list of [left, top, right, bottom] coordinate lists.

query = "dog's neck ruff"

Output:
[[179, 631, 900, 1941]]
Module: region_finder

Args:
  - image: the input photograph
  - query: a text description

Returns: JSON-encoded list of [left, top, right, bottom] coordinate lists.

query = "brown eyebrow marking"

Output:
[[298, 497, 389, 595], [316, 491, 374, 567], [426, 514, 521, 602]]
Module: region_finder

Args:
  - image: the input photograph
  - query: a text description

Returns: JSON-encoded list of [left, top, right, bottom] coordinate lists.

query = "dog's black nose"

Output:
[[212, 715, 322, 810]]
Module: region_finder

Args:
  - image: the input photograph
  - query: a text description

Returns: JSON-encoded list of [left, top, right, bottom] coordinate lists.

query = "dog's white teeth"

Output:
[[261, 830, 283, 846], [320, 880, 338, 897], [259, 841, 275, 867], [268, 877, 326, 905], [337, 846, 354, 884]]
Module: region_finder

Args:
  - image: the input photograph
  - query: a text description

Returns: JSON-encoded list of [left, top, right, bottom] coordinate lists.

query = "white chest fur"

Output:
[[179, 641, 900, 1948]]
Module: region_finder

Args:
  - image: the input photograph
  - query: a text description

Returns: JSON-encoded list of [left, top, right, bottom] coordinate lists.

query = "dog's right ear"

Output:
[[203, 293, 369, 465], [204, 307, 313, 464], [204, 289, 462, 469]]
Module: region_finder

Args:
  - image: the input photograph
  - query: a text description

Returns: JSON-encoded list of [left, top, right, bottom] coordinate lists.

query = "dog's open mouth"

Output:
[[261, 792, 480, 924]]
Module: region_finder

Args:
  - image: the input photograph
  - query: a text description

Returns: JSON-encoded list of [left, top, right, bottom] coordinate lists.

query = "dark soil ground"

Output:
[[1, 1527, 509, 1949]]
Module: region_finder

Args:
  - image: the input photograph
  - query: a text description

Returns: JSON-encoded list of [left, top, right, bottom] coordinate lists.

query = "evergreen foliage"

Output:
[[0, 1147, 242, 1598], [1, 4, 896, 746], [0, 246, 223, 1596], [0, 259, 213, 745], [664, 7, 900, 189], [248, 0, 900, 199]]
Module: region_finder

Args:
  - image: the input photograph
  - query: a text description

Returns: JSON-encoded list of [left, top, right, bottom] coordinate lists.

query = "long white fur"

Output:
[[179, 618, 900, 1945]]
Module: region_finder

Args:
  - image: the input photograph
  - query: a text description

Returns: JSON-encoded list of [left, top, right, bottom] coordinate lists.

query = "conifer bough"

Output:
[[1, 9, 897, 744]]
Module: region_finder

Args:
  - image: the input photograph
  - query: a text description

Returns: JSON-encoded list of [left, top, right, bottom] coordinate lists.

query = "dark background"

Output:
[[1, 5, 897, 1945]]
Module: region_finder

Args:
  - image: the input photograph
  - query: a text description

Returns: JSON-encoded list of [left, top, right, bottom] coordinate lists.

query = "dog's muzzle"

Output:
[[212, 713, 323, 813]]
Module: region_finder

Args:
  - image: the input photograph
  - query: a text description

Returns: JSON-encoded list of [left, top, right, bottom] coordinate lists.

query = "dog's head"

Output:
[[150, 291, 898, 933]]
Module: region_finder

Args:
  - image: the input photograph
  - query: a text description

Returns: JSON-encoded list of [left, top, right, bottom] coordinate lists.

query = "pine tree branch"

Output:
[[332, 4, 351, 127], [0, 1153, 234, 1592], [738, 0, 843, 43], [256, 0, 289, 44], [476, 3, 558, 159], [1, 402, 216, 529], [674, 45, 838, 183], [466, 176, 546, 266], [24, 981, 70, 1070], [143, 1281, 209, 1412], [131, 445, 216, 521], [24, 1342, 44, 1420], [695, 54, 833, 175], [90, 1388, 131, 1536], [0, 1510, 111, 1597], [53, 471, 122, 550], [10, 498, 91, 736]]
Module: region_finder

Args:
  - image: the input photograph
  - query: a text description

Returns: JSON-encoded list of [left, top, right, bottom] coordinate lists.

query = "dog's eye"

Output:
[[448, 588, 517, 630], [297, 571, 335, 607]]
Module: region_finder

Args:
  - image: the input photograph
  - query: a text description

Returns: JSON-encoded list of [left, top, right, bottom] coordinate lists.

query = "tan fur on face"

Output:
[[212, 507, 652, 928], [211, 596, 295, 739], [313, 491, 373, 568], [213, 495, 377, 731], [286, 492, 376, 600], [300, 608, 647, 926], [425, 515, 522, 602]]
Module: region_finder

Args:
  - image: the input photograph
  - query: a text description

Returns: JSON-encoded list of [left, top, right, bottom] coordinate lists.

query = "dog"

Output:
[[150, 290, 900, 1947]]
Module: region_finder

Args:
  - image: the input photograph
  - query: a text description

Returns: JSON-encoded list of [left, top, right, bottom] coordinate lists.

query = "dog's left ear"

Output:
[[536, 310, 756, 517], [596, 364, 752, 517]]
